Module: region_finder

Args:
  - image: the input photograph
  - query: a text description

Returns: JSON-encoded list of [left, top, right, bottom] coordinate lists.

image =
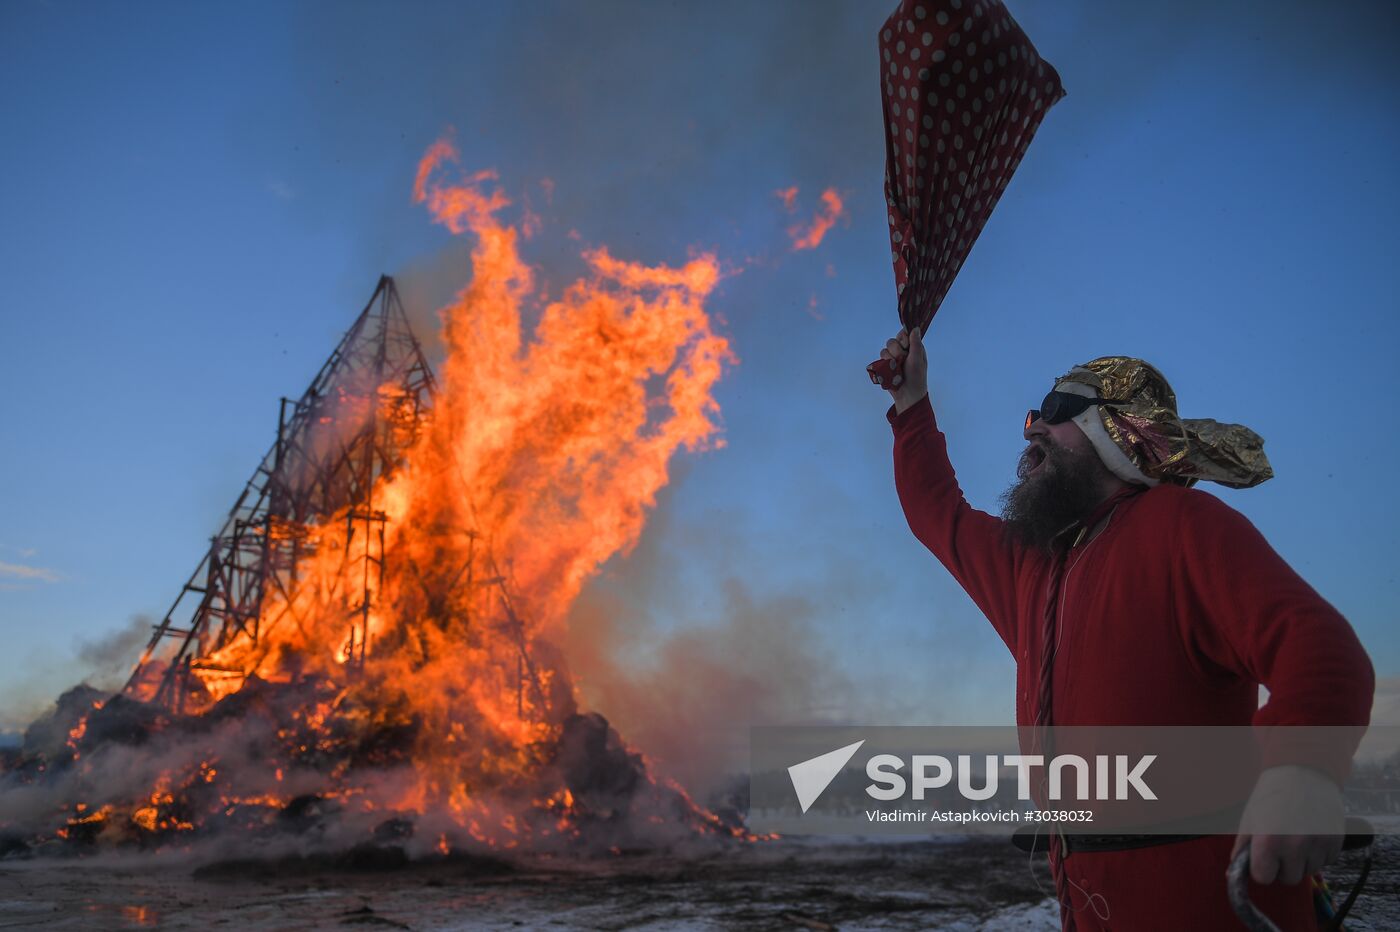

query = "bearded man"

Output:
[[878, 326, 1374, 931]]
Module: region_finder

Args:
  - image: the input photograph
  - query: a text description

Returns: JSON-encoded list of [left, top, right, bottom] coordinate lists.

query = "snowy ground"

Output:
[[0, 835, 1393, 930]]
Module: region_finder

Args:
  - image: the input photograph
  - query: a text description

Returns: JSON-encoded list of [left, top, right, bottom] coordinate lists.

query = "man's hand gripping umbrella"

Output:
[[878, 326, 927, 416]]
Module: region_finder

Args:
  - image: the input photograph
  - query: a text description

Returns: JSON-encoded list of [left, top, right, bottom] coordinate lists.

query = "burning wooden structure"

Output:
[[2, 145, 741, 858], [125, 276, 440, 712]]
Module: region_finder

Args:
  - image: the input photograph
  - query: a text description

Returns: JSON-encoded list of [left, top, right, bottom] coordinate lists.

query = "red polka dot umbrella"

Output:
[[867, 0, 1065, 389]]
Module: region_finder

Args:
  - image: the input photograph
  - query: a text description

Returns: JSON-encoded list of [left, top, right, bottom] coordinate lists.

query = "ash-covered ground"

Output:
[[1, 835, 1395, 931], [0, 838, 1052, 931]]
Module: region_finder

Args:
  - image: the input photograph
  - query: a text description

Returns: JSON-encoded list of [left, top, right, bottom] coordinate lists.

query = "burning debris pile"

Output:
[[0, 141, 746, 860]]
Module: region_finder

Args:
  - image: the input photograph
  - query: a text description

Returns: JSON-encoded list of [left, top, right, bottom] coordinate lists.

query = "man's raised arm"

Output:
[[880, 327, 1029, 653]]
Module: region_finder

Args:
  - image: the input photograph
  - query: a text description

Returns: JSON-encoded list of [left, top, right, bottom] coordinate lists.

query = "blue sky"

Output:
[[2, 0, 1397, 736]]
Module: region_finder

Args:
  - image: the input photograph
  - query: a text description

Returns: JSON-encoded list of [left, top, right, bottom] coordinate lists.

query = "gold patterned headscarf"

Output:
[[1053, 356, 1274, 489]]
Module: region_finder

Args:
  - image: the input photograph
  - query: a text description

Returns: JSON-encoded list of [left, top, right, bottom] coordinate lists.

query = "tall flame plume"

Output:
[[4, 137, 744, 857]]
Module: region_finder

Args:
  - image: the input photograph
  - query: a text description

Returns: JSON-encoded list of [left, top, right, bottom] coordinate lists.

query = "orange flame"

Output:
[[787, 187, 846, 251], [143, 135, 739, 845]]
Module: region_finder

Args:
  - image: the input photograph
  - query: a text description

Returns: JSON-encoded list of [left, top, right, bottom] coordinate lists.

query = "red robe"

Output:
[[888, 396, 1374, 931]]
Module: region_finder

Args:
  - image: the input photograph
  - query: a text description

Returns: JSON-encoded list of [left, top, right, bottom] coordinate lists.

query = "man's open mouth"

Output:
[[1024, 443, 1048, 476]]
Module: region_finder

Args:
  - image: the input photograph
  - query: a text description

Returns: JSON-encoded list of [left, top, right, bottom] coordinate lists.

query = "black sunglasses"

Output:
[[1024, 390, 1105, 431]]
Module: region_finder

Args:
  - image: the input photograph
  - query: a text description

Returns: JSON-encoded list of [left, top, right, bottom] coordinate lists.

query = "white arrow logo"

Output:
[[788, 740, 866, 813]]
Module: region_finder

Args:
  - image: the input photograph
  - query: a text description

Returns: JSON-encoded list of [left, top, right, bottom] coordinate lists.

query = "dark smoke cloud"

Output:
[[557, 482, 905, 797], [0, 616, 154, 734], [566, 574, 855, 796], [74, 615, 152, 691], [240, 0, 892, 282], [391, 240, 469, 366]]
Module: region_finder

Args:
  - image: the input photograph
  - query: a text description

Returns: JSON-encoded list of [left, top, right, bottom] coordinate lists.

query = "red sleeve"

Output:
[[888, 395, 1028, 654], [1171, 490, 1374, 783]]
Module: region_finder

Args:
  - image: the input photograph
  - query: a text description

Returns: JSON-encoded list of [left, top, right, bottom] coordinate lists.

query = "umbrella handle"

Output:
[[1227, 820, 1374, 932], [866, 356, 904, 389], [1227, 849, 1282, 932]]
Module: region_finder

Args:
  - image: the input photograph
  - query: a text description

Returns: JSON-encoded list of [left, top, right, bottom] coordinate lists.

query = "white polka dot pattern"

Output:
[[881, 0, 1064, 332]]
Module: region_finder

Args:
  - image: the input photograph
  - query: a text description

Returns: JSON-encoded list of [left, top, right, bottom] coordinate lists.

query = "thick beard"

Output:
[[999, 438, 1111, 554]]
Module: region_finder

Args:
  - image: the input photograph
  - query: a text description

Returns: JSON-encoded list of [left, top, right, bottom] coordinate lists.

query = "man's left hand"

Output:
[[1232, 764, 1345, 885]]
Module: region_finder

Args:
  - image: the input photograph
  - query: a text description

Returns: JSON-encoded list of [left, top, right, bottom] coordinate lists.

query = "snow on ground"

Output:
[[0, 835, 1393, 930]]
